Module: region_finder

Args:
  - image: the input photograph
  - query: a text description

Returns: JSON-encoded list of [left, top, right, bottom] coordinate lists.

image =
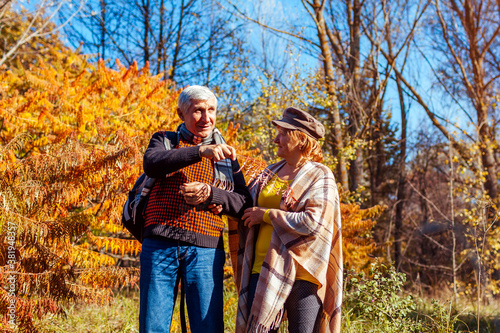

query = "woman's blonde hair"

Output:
[[288, 130, 323, 163]]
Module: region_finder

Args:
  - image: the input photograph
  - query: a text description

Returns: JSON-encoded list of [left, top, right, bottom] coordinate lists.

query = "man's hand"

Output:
[[208, 203, 223, 215], [199, 144, 236, 161], [242, 206, 267, 228], [179, 182, 211, 205]]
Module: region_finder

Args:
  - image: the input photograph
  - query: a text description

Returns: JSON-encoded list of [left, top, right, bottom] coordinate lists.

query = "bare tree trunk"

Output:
[[448, 137, 458, 298], [157, 0, 165, 75], [99, 0, 106, 59], [434, 0, 499, 201], [462, 0, 498, 200], [168, 0, 189, 81], [477, 105, 498, 200], [205, 0, 214, 86], [383, 16, 408, 270], [311, 0, 349, 190], [347, 0, 363, 192], [394, 74, 406, 271], [141, 0, 151, 65], [367, 105, 385, 206]]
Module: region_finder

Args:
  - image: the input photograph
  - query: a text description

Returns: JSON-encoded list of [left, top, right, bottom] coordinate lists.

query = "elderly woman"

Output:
[[231, 107, 343, 333]]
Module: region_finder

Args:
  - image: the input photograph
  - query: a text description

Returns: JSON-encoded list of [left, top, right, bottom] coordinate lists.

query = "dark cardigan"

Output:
[[142, 131, 251, 248]]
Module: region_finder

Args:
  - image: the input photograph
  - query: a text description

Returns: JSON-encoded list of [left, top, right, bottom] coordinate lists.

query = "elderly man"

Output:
[[139, 85, 251, 333]]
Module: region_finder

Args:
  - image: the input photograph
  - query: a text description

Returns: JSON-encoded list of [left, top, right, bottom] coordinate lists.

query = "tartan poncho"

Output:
[[229, 160, 343, 333]]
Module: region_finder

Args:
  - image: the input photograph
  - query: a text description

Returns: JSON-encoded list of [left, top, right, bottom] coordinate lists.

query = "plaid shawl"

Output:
[[229, 160, 343, 333]]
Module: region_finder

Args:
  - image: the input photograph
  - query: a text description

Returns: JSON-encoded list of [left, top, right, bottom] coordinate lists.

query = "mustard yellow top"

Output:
[[251, 175, 319, 285]]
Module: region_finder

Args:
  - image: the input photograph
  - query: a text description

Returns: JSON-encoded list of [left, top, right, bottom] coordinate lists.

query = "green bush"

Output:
[[342, 263, 458, 333]]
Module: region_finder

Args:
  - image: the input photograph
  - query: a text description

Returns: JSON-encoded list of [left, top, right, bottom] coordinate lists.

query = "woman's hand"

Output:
[[242, 207, 267, 228]]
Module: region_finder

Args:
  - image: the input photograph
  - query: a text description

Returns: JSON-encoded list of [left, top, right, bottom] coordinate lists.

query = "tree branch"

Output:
[[217, 0, 320, 49], [0, 0, 85, 67], [434, 0, 479, 105]]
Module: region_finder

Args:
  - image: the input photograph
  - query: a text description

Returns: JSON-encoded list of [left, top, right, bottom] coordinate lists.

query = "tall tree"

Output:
[[432, 0, 500, 201], [226, 0, 412, 192]]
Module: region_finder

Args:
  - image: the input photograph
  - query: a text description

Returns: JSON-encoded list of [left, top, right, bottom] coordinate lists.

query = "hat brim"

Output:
[[272, 119, 299, 131], [272, 119, 320, 139]]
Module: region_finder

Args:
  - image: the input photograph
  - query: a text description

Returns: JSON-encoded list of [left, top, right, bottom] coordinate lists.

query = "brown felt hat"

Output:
[[272, 107, 325, 140]]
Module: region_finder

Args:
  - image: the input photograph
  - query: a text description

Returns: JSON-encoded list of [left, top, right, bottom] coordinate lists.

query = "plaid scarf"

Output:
[[229, 160, 343, 333], [178, 123, 234, 192]]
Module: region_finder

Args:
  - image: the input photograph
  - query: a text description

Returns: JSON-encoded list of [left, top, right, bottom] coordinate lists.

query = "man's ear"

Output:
[[177, 108, 184, 121]]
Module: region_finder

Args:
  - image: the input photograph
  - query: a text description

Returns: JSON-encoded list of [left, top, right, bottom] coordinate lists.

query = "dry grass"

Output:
[[38, 281, 239, 333]]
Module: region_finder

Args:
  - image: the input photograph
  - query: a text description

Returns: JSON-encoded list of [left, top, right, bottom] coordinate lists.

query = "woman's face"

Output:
[[274, 127, 301, 160]]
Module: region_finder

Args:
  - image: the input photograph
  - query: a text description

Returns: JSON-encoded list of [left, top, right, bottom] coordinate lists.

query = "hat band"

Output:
[[284, 118, 319, 139]]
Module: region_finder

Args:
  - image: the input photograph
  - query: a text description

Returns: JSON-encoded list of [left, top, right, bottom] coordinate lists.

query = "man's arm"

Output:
[[144, 132, 240, 179], [180, 158, 252, 218], [143, 132, 201, 178], [210, 158, 252, 219]]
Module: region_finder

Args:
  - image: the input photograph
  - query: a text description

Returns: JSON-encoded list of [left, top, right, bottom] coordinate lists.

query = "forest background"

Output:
[[0, 0, 499, 331]]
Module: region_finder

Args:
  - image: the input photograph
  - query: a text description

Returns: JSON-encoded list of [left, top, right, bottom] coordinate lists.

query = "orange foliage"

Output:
[[0, 49, 183, 331], [340, 202, 381, 271]]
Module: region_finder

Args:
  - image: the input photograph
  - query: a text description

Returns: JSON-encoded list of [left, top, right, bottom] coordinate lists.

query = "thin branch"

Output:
[[480, 23, 500, 59], [413, 43, 475, 126], [0, 0, 12, 12], [434, 0, 479, 105], [404, 256, 454, 271], [408, 218, 451, 252], [407, 180, 451, 223], [217, 0, 320, 48], [0, 0, 85, 67]]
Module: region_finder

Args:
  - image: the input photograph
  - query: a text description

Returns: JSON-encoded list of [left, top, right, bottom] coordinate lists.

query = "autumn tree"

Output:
[[365, 0, 500, 295], [0, 38, 187, 330], [363, 0, 431, 269]]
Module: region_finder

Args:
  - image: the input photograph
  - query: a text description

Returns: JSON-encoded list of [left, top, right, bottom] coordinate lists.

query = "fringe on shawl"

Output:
[[319, 305, 342, 333], [247, 307, 285, 333]]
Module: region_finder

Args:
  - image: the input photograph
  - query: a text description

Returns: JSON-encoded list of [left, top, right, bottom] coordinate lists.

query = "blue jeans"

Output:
[[139, 237, 225, 333]]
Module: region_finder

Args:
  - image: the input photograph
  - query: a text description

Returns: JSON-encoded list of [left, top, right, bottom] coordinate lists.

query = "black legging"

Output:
[[248, 274, 323, 333]]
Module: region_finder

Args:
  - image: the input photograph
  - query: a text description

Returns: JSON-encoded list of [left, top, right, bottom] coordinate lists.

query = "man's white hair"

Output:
[[178, 85, 217, 113]]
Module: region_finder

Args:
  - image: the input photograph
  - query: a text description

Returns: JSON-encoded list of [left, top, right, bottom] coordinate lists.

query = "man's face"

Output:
[[177, 97, 217, 138]]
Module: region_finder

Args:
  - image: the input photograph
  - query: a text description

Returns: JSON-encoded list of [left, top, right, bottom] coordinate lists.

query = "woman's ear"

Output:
[[299, 136, 307, 151]]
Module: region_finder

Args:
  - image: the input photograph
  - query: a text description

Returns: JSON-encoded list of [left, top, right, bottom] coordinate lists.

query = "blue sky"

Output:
[[16, 0, 481, 143]]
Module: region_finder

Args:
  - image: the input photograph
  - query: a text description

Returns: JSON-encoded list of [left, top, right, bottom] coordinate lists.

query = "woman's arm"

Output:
[[269, 170, 339, 237]]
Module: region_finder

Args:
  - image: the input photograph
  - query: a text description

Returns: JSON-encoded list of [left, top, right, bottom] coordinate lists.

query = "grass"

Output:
[[39, 291, 140, 333], [38, 280, 239, 333], [37, 286, 500, 333], [37, 260, 500, 333]]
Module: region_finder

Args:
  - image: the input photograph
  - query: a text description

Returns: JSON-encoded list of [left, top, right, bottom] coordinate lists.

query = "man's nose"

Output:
[[273, 135, 279, 143], [201, 110, 210, 123], [200, 110, 209, 122]]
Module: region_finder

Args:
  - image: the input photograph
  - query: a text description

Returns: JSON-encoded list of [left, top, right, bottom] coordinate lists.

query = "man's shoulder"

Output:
[[151, 130, 176, 137], [150, 131, 178, 147]]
